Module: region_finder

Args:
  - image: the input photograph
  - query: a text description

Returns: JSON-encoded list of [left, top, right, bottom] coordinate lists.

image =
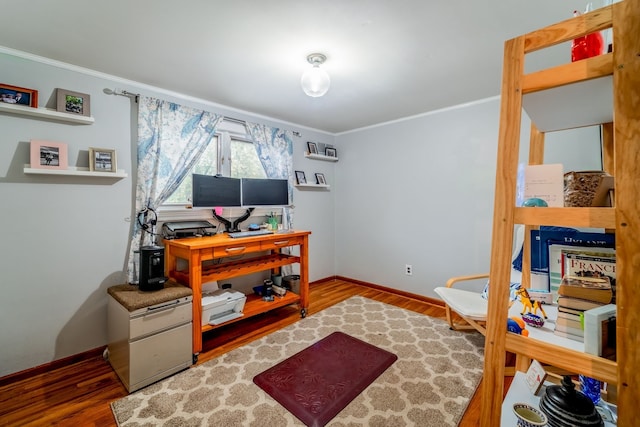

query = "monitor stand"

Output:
[[212, 208, 254, 233]]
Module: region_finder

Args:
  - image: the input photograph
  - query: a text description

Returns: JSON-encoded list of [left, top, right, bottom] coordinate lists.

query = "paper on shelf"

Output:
[[524, 164, 564, 207]]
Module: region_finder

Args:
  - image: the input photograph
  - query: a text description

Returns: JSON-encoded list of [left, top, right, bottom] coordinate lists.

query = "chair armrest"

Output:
[[445, 273, 489, 288]]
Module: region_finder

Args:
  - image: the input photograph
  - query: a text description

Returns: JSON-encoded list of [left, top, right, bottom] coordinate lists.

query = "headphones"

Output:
[[137, 205, 158, 234]]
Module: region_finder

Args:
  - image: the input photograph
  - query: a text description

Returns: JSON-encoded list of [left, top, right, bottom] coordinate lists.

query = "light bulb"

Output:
[[301, 54, 330, 97]]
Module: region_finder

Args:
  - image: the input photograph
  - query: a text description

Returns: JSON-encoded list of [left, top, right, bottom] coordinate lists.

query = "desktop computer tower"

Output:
[[139, 245, 168, 291]]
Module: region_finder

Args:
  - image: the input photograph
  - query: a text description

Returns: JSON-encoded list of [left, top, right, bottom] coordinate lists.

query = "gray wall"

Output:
[[0, 48, 601, 377], [333, 99, 601, 297], [0, 50, 336, 376]]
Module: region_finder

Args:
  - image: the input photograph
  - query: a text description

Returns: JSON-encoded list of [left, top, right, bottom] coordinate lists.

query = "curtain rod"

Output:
[[103, 88, 140, 102], [102, 89, 256, 129]]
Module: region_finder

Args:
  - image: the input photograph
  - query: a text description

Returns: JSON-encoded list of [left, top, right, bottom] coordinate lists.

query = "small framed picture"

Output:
[[30, 140, 68, 170], [56, 88, 91, 116], [89, 147, 117, 172], [295, 170, 307, 184], [307, 141, 318, 155], [315, 173, 326, 185], [325, 147, 337, 158], [0, 84, 38, 107]]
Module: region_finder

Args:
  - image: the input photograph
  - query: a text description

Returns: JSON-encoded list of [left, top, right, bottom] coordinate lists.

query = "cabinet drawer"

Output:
[[129, 322, 192, 391], [214, 241, 262, 257], [130, 301, 192, 339], [261, 236, 303, 250]]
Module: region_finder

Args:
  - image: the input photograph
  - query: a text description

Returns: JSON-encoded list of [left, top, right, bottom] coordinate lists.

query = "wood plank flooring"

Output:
[[0, 278, 507, 426]]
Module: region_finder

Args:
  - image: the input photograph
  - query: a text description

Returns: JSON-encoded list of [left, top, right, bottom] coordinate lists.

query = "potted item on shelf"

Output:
[[539, 375, 604, 427]]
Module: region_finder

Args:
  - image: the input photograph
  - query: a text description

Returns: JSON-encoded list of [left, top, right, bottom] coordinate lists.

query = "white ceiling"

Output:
[[1, 0, 589, 134]]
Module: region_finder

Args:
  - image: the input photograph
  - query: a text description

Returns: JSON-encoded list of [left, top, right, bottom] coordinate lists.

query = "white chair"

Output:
[[434, 225, 525, 335], [435, 273, 491, 334]]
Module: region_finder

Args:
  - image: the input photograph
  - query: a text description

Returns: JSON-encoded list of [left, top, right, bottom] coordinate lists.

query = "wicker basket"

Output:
[[564, 171, 609, 207]]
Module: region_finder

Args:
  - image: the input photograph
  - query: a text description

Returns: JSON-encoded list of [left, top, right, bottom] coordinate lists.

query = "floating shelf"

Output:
[[295, 183, 330, 190], [0, 103, 95, 125], [304, 152, 338, 162], [24, 165, 127, 178]]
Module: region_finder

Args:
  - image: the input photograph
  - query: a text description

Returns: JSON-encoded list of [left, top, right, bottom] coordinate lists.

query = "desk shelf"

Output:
[[172, 253, 300, 283], [201, 292, 301, 333]]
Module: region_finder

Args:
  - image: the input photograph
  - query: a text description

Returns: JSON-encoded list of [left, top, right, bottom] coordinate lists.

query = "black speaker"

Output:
[[139, 245, 167, 291]]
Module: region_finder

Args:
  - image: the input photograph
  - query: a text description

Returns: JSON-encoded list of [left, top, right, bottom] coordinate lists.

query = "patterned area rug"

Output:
[[111, 296, 484, 426]]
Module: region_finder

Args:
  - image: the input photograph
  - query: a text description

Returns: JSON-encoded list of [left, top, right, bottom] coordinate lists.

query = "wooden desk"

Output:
[[164, 230, 311, 356]]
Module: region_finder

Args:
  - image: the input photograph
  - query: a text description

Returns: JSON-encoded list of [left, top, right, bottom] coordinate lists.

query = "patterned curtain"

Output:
[[246, 122, 295, 276], [246, 122, 294, 228], [126, 96, 223, 282]]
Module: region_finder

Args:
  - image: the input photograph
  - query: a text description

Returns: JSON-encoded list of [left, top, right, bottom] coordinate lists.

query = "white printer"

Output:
[[202, 289, 247, 326]]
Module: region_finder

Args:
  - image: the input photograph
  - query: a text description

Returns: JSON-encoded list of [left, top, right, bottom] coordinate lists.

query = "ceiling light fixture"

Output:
[[301, 53, 330, 97]]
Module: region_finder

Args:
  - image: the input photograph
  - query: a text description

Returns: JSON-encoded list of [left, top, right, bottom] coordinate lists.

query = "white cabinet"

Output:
[[107, 284, 193, 392]]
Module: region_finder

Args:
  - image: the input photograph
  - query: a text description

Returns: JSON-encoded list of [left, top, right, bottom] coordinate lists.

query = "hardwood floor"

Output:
[[0, 279, 506, 426]]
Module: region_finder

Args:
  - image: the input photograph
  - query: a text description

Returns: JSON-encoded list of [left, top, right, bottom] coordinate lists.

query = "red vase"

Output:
[[571, 9, 604, 62]]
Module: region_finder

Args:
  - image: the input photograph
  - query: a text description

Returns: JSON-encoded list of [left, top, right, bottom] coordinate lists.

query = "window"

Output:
[[230, 138, 266, 179], [162, 135, 219, 205], [162, 121, 265, 207]]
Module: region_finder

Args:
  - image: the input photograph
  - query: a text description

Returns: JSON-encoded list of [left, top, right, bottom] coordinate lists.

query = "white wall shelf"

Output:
[[294, 183, 330, 190], [24, 165, 127, 179], [304, 152, 338, 162], [0, 103, 95, 125]]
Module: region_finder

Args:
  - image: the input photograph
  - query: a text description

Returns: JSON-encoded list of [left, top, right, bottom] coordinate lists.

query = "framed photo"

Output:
[[89, 147, 117, 172], [30, 140, 68, 170], [295, 170, 307, 185], [56, 88, 91, 116], [325, 147, 337, 158], [0, 84, 38, 108], [315, 173, 326, 185], [307, 141, 318, 155]]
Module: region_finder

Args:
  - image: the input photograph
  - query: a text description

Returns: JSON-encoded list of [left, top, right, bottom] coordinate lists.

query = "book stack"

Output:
[[555, 274, 614, 343]]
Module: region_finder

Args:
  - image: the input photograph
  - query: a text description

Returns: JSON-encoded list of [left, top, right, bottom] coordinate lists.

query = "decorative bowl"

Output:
[[513, 402, 548, 427], [522, 313, 545, 328]]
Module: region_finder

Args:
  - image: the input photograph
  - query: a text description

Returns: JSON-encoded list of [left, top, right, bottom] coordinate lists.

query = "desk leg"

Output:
[[190, 250, 203, 354], [299, 234, 309, 317]]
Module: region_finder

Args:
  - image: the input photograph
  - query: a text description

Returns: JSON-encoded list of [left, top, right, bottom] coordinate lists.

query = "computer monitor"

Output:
[[241, 178, 289, 207], [192, 174, 241, 208]]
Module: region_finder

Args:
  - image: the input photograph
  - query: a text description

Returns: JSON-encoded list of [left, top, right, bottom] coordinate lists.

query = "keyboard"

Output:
[[228, 229, 273, 238]]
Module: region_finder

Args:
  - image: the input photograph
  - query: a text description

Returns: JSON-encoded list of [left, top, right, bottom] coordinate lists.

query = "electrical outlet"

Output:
[[405, 264, 413, 275]]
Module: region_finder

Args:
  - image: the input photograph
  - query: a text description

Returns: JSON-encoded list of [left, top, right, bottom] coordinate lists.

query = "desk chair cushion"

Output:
[[434, 286, 487, 321]]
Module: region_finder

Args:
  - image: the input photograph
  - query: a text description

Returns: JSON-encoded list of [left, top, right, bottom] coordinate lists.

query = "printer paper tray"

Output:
[[208, 311, 243, 325]]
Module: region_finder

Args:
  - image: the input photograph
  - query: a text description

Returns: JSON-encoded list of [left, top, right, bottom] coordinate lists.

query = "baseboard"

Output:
[[0, 346, 106, 387], [320, 275, 445, 308], [2, 277, 442, 386]]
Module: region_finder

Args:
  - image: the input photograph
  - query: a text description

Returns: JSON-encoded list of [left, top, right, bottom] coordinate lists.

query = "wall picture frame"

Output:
[[30, 140, 68, 170], [295, 170, 307, 185], [56, 88, 91, 116], [307, 141, 318, 155], [325, 147, 337, 158], [315, 173, 326, 185], [0, 84, 38, 107], [89, 147, 117, 172]]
